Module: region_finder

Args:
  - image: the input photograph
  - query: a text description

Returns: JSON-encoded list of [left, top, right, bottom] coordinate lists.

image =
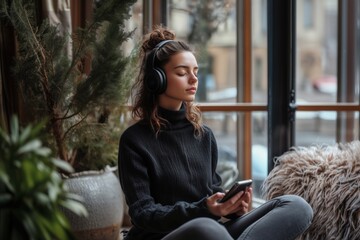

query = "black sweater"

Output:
[[118, 106, 223, 240]]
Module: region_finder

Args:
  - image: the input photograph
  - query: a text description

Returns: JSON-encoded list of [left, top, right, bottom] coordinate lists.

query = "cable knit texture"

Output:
[[118, 106, 223, 240]]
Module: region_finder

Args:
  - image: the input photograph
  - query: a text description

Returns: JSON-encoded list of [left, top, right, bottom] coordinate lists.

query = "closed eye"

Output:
[[176, 72, 187, 76]]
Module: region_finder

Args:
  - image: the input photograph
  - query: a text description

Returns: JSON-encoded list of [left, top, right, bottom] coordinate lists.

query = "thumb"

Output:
[[208, 192, 225, 203]]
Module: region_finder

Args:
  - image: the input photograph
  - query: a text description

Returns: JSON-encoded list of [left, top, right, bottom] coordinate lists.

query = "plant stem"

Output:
[[52, 111, 67, 162]]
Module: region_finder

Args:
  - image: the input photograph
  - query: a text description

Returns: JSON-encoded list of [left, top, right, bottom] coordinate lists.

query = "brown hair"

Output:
[[131, 26, 203, 137]]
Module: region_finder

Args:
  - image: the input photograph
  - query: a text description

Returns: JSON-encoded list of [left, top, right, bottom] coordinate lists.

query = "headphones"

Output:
[[145, 40, 174, 95]]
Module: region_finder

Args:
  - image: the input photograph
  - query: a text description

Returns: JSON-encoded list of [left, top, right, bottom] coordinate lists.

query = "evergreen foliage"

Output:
[[0, 0, 137, 172]]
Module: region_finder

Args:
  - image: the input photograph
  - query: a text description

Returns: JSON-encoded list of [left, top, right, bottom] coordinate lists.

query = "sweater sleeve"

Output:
[[118, 129, 220, 234], [208, 126, 224, 194], [128, 195, 216, 233]]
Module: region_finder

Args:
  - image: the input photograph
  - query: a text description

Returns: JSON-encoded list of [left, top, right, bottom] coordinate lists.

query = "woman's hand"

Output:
[[206, 188, 253, 217], [233, 188, 252, 216]]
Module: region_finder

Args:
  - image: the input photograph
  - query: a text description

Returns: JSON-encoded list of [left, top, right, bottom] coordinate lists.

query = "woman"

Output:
[[118, 26, 313, 240]]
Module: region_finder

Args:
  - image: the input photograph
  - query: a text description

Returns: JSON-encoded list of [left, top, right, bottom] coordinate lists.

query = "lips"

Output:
[[186, 87, 197, 92]]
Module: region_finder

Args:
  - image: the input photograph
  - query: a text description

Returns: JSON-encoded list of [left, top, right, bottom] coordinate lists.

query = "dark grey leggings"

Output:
[[162, 195, 313, 240]]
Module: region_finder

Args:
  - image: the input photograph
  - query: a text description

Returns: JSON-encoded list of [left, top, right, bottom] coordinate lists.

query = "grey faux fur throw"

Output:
[[262, 141, 360, 240]]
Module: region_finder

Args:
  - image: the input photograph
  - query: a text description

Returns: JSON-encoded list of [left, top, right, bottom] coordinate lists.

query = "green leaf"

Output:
[[17, 139, 42, 155], [18, 125, 32, 143], [45, 212, 71, 240], [60, 199, 88, 217], [33, 212, 53, 240], [9, 115, 19, 143], [0, 171, 14, 193], [19, 212, 37, 239], [0, 129, 10, 145], [33, 147, 52, 157], [48, 184, 60, 201], [34, 192, 50, 206], [64, 192, 85, 202], [52, 158, 74, 173]]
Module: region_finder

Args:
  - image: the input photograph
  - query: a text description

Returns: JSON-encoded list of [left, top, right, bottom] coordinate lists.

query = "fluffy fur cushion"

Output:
[[262, 141, 360, 240]]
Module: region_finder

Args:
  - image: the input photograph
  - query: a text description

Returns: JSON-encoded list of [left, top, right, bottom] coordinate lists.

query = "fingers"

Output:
[[241, 190, 249, 202], [206, 192, 225, 208], [225, 189, 252, 216], [206, 192, 227, 217], [206, 189, 253, 217], [235, 203, 248, 216], [209, 192, 225, 203], [221, 191, 245, 211], [241, 188, 251, 202]]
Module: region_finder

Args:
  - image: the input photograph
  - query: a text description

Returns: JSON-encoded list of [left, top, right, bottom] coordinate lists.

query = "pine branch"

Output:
[[2, 0, 137, 170]]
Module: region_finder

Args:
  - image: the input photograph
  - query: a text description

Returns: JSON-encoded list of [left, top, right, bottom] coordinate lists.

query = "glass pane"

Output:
[[203, 111, 238, 189], [296, 111, 337, 146], [169, 0, 237, 102], [296, 111, 359, 146], [252, 0, 268, 103], [296, 0, 338, 102], [252, 111, 268, 199]]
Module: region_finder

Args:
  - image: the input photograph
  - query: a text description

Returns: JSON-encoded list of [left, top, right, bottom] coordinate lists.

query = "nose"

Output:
[[189, 73, 198, 84]]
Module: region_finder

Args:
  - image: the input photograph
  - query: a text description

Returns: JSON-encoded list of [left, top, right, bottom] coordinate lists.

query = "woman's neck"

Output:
[[158, 100, 183, 111]]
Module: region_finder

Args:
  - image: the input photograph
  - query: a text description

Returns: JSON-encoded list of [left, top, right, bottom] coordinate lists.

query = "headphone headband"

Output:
[[154, 40, 174, 50], [151, 40, 174, 69]]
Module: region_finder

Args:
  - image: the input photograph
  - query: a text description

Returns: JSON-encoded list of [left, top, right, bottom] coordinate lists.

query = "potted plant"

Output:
[[0, 116, 87, 240], [0, 0, 137, 239]]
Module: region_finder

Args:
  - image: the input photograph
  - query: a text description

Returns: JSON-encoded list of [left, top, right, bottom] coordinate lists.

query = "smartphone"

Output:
[[219, 179, 252, 203]]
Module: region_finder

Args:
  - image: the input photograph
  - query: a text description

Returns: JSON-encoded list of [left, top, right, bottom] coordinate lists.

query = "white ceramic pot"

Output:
[[63, 167, 124, 240]]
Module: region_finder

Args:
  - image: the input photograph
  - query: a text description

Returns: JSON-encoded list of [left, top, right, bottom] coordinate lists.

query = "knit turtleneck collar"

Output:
[[158, 104, 186, 124]]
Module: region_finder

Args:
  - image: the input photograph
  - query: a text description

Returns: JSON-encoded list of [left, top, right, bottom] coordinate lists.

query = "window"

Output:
[[128, 0, 360, 202]]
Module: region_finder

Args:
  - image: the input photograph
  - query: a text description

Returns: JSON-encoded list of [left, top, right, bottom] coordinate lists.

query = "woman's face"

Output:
[[158, 51, 198, 110]]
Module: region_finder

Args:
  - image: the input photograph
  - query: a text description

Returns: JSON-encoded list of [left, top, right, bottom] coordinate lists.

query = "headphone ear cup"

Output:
[[146, 67, 167, 94], [153, 67, 167, 94]]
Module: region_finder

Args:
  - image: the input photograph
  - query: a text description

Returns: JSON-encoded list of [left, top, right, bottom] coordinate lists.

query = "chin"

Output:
[[185, 97, 195, 102]]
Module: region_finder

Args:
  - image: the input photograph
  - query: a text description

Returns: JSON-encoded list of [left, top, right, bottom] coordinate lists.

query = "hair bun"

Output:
[[142, 26, 176, 53]]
